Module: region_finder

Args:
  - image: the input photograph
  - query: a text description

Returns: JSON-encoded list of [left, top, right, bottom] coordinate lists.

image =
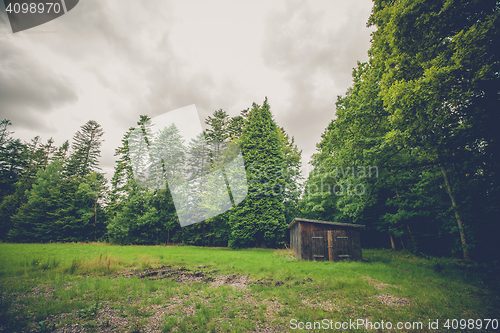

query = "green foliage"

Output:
[[0, 119, 23, 200], [107, 115, 181, 245], [66, 120, 104, 177], [107, 187, 178, 245], [229, 99, 286, 248], [278, 127, 303, 224], [301, 0, 500, 261], [8, 160, 106, 242]]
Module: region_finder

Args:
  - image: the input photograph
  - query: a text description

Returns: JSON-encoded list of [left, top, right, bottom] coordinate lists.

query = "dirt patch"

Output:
[[119, 265, 214, 283], [121, 265, 251, 289], [301, 298, 337, 312], [371, 293, 410, 308], [363, 276, 399, 289], [211, 274, 250, 290], [29, 284, 56, 298], [293, 278, 313, 286], [49, 296, 201, 333], [254, 277, 275, 286]]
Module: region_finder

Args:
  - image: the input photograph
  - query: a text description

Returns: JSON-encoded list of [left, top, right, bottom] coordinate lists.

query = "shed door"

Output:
[[311, 230, 327, 261], [330, 229, 352, 261]]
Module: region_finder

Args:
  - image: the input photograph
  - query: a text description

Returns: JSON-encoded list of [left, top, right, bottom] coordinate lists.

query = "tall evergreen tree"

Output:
[[66, 120, 104, 177], [0, 119, 24, 200], [0, 131, 61, 240], [108, 115, 181, 244], [9, 160, 94, 242], [228, 98, 286, 248]]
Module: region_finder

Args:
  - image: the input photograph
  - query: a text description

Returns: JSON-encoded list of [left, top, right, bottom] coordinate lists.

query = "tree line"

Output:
[[0, 98, 302, 247]]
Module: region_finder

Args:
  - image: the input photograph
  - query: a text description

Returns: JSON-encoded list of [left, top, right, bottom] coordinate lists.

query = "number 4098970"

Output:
[[443, 319, 498, 330], [5, 2, 62, 14]]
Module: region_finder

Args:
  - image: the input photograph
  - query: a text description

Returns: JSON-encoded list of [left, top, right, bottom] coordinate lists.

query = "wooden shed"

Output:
[[287, 218, 365, 261]]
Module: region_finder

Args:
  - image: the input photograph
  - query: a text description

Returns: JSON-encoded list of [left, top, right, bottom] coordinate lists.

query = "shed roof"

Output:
[[286, 218, 365, 229]]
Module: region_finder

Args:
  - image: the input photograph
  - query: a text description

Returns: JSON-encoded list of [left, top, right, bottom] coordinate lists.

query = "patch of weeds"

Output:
[[162, 315, 178, 332], [78, 296, 100, 318], [177, 317, 189, 333], [37, 320, 56, 333], [101, 315, 111, 328], [146, 280, 159, 293], [233, 317, 256, 332], [66, 259, 79, 275], [151, 296, 165, 305], [228, 309, 236, 319], [278, 308, 291, 317], [207, 320, 217, 333], [83, 320, 97, 332], [221, 321, 231, 332], [195, 304, 211, 327], [129, 319, 146, 333], [130, 305, 154, 317]]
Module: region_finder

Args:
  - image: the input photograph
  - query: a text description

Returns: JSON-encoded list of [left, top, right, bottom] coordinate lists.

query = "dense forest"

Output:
[[300, 0, 499, 262], [1, 0, 498, 263], [0, 99, 303, 248]]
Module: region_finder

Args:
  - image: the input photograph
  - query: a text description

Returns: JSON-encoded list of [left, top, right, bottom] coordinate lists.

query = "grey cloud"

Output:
[[0, 43, 78, 131], [262, 0, 373, 162]]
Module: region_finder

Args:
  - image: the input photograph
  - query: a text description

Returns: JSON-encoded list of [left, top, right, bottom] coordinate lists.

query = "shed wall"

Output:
[[289, 222, 301, 259], [292, 221, 362, 261]]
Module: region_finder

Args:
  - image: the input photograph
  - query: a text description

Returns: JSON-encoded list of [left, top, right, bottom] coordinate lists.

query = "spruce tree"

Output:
[[228, 98, 286, 248], [67, 120, 104, 177]]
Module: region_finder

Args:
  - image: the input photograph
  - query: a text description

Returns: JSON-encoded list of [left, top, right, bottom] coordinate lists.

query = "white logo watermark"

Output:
[[128, 105, 248, 227]]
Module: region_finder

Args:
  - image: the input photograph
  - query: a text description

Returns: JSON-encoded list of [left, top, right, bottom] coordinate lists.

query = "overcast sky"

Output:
[[0, 0, 374, 179]]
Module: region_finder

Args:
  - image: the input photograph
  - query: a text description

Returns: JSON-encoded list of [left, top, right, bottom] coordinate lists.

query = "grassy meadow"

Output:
[[0, 243, 498, 332]]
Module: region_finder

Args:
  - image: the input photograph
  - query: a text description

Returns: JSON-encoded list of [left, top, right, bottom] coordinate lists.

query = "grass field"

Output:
[[0, 243, 498, 332]]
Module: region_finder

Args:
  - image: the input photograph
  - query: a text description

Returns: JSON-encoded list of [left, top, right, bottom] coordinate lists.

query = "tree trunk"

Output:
[[390, 234, 396, 250], [440, 165, 470, 260]]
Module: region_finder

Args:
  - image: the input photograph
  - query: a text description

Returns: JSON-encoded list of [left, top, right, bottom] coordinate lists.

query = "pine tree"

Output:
[[228, 98, 286, 248], [108, 115, 181, 244], [67, 120, 104, 177], [9, 160, 86, 242], [278, 127, 303, 224], [0, 119, 23, 199]]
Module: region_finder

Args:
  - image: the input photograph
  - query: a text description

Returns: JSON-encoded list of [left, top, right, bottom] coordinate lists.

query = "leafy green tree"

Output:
[[301, 0, 499, 260], [228, 98, 286, 248], [368, 0, 500, 260], [278, 127, 303, 224]]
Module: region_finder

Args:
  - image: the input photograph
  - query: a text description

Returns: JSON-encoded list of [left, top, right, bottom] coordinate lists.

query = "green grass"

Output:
[[0, 243, 498, 332]]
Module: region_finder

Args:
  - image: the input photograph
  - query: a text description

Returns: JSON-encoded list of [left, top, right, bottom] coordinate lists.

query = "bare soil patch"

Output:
[[363, 276, 400, 289], [371, 293, 411, 308], [119, 265, 217, 283]]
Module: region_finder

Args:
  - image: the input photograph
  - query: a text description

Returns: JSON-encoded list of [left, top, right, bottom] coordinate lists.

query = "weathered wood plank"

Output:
[[289, 220, 363, 262]]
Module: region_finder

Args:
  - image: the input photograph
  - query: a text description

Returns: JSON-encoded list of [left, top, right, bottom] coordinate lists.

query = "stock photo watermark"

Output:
[[306, 165, 379, 198], [244, 163, 380, 198]]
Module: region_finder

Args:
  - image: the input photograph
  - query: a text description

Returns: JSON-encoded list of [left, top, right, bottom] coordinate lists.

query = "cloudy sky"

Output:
[[0, 0, 374, 179]]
